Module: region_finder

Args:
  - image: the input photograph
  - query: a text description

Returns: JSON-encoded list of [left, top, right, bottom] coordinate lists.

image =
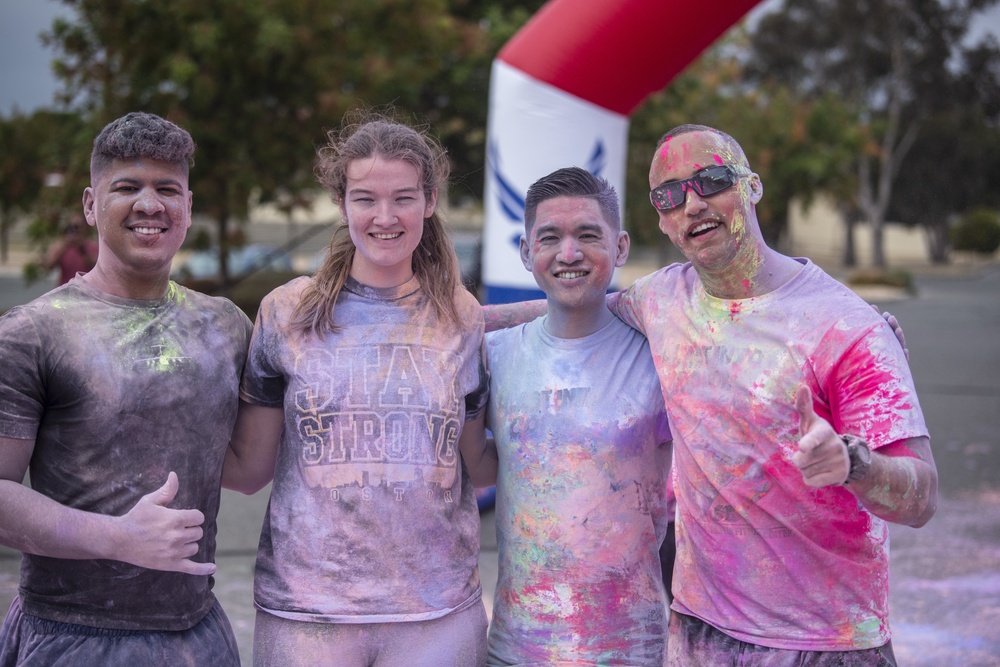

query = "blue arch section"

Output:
[[483, 284, 546, 305]]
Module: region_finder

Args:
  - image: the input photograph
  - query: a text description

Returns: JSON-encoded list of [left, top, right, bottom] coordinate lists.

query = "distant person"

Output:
[[0, 111, 251, 666], [222, 112, 489, 667], [41, 212, 99, 285], [462, 167, 673, 665], [608, 124, 938, 665]]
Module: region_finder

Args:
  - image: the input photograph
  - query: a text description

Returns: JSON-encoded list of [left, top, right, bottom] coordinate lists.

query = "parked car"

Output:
[[452, 232, 482, 294], [173, 243, 294, 281]]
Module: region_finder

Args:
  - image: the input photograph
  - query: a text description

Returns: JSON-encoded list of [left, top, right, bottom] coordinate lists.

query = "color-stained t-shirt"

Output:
[[613, 259, 929, 651], [241, 276, 487, 623], [485, 316, 672, 666], [0, 277, 252, 631]]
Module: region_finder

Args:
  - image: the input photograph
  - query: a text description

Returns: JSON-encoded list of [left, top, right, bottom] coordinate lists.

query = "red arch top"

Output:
[[498, 0, 762, 116]]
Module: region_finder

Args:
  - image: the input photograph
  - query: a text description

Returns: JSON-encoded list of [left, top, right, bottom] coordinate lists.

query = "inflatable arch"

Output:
[[481, 0, 762, 303]]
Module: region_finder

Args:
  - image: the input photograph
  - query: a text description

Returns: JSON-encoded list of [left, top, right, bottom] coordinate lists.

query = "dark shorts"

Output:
[[253, 601, 488, 667], [0, 596, 240, 667], [668, 611, 897, 667]]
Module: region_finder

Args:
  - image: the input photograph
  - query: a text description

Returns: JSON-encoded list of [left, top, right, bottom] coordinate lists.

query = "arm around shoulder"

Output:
[[458, 409, 498, 488], [482, 299, 546, 333], [223, 400, 284, 495], [0, 437, 216, 575]]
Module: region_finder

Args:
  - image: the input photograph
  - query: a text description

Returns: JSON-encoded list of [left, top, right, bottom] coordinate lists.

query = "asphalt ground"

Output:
[[1, 254, 998, 666]]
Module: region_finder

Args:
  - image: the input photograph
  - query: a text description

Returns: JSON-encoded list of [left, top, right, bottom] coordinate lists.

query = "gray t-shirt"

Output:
[[0, 277, 252, 630], [241, 276, 487, 623], [485, 316, 672, 665]]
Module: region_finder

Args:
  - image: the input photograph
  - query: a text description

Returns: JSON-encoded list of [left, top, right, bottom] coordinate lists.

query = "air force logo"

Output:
[[487, 139, 609, 248]]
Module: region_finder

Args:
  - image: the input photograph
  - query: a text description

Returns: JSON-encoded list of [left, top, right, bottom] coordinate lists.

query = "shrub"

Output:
[[847, 267, 915, 293], [951, 208, 1000, 254]]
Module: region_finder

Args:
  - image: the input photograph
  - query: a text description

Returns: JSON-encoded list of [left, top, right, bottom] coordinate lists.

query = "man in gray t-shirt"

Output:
[[0, 112, 251, 666]]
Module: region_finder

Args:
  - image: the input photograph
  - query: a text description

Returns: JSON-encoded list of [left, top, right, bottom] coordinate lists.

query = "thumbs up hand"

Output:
[[791, 385, 850, 488]]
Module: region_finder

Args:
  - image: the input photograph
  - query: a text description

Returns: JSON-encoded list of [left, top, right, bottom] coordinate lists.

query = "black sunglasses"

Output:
[[649, 165, 748, 211]]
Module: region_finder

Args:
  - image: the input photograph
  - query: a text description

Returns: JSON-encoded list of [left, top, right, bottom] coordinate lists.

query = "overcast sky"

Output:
[[3, 0, 1000, 116]]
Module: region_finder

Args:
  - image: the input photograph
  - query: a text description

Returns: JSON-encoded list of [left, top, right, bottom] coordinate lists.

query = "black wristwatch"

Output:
[[841, 434, 871, 485]]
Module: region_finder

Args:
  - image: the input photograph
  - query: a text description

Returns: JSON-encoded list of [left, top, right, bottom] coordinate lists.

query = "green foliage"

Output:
[[424, 2, 543, 202], [951, 208, 1000, 254], [0, 109, 91, 273], [747, 0, 1000, 266], [626, 30, 861, 253], [889, 107, 1000, 262], [847, 267, 914, 292], [0, 114, 46, 222], [44, 0, 543, 278], [185, 227, 214, 252]]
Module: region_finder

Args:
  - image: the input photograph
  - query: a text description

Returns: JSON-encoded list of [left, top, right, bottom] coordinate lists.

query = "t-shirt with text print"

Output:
[[241, 275, 488, 623]]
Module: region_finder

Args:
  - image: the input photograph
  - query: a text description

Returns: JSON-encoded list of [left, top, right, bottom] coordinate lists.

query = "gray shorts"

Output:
[[253, 601, 488, 667], [668, 611, 897, 667], [0, 596, 240, 667]]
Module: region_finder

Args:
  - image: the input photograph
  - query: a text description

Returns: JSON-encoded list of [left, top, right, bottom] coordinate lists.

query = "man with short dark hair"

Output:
[[463, 166, 672, 665], [0, 111, 251, 666]]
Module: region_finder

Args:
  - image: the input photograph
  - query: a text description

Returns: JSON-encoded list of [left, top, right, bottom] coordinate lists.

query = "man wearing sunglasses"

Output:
[[608, 124, 938, 665]]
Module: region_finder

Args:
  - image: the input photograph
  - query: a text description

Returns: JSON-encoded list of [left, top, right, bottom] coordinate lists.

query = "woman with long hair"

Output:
[[223, 110, 488, 666]]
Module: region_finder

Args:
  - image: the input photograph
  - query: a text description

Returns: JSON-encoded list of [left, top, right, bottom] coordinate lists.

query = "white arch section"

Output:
[[481, 0, 762, 303]]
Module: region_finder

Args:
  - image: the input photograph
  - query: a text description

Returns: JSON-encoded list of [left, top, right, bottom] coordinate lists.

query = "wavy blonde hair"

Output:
[[288, 110, 462, 336]]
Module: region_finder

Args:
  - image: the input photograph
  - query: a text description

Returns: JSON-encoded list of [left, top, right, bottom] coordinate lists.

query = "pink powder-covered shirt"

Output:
[[485, 317, 672, 665], [613, 259, 928, 651]]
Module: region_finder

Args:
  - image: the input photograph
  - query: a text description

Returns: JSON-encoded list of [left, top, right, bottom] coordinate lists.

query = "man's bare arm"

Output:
[[482, 300, 546, 333], [847, 436, 937, 527], [0, 436, 215, 575], [792, 386, 937, 527], [457, 410, 498, 489], [222, 401, 284, 495]]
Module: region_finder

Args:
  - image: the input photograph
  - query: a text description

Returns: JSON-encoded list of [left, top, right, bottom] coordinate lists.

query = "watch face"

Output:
[[846, 438, 871, 483]]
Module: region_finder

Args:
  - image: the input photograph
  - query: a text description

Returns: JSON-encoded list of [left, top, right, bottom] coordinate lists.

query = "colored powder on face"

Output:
[[658, 137, 672, 160], [721, 178, 767, 295]]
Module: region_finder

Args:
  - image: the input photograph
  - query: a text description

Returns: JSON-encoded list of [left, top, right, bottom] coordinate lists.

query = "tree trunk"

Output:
[[864, 25, 924, 269], [843, 217, 857, 266], [872, 218, 886, 267], [0, 213, 9, 264], [218, 213, 230, 284], [924, 223, 950, 264]]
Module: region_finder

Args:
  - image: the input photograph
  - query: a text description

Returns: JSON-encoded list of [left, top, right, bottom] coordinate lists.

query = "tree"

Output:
[[421, 1, 546, 203], [0, 113, 46, 264], [45, 0, 543, 281], [748, 0, 1000, 267], [0, 110, 89, 267], [888, 107, 1000, 261]]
